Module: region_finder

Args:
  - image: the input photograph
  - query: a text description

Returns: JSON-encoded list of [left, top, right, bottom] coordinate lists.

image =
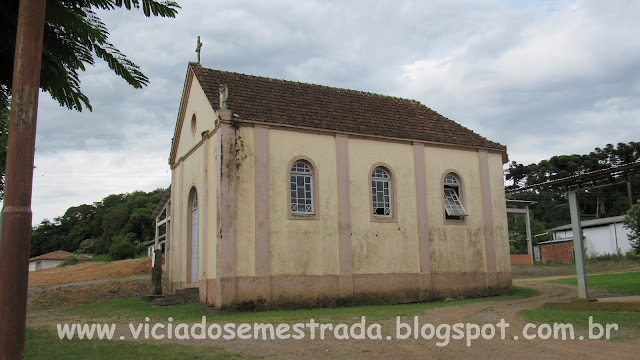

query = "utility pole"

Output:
[[568, 191, 588, 299], [0, 0, 47, 359]]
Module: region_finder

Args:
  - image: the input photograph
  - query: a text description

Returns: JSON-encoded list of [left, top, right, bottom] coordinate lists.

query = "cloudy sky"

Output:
[[17, 0, 640, 225]]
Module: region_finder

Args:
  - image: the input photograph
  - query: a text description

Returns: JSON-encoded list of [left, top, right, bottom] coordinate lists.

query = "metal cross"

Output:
[[195, 36, 203, 63]]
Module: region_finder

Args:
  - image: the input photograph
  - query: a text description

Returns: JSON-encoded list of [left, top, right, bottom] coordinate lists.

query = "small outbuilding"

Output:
[[535, 215, 632, 263], [28, 251, 91, 272]]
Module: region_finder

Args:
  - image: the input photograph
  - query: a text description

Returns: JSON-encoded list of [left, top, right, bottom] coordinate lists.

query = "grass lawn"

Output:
[[555, 271, 640, 295], [520, 272, 640, 340], [52, 286, 538, 324], [25, 328, 246, 360], [519, 308, 640, 339]]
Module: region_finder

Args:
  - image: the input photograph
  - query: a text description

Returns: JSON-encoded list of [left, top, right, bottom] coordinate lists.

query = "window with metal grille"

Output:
[[372, 167, 392, 217], [290, 161, 314, 215], [443, 173, 467, 220]]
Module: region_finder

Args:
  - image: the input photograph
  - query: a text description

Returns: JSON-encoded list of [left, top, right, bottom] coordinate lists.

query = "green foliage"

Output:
[[91, 254, 111, 262], [506, 141, 640, 232], [108, 233, 137, 260], [30, 188, 167, 258], [1, 0, 180, 111], [507, 210, 549, 254], [624, 200, 640, 253], [60, 256, 81, 266]]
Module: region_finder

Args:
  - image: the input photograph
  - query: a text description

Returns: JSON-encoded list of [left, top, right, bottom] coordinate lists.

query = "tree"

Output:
[[624, 200, 640, 253], [506, 142, 640, 228], [0, 0, 179, 199], [1, 0, 180, 111], [0, 102, 8, 200]]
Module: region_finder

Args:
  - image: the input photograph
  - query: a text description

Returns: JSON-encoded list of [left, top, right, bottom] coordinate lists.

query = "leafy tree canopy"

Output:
[[506, 141, 640, 252], [1, 0, 180, 111], [31, 187, 166, 259], [624, 200, 640, 253]]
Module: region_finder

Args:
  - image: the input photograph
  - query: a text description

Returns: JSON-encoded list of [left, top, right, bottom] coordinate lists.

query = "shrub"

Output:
[[108, 240, 135, 260], [60, 256, 81, 266], [624, 200, 640, 254]]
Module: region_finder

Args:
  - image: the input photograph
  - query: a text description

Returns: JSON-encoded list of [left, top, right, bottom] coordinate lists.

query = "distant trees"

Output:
[[30, 188, 166, 259], [506, 142, 640, 253], [624, 201, 640, 253]]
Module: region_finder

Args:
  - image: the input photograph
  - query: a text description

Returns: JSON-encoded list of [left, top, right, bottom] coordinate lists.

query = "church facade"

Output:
[[168, 62, 511, 309]]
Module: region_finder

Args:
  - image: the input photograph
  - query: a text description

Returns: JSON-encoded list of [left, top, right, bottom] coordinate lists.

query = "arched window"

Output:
[[290, 160, 314, 215], [371, 167, 392, 217], [443, 173, 467, 220]]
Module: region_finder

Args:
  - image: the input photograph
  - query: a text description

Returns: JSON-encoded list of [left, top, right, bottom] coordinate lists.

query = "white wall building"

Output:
[[28, 251, 91, 271], [549, 215, 633, 256]]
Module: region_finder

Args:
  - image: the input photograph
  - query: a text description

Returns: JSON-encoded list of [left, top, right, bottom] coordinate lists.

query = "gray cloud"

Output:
[[12, 0, 640, 224]]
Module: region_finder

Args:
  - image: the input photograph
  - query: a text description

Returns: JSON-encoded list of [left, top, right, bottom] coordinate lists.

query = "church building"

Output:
[[168, 62, 512, 309]]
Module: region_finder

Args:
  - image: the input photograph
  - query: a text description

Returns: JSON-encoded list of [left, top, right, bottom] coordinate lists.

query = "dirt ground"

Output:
[[27, 262, 640, 359], [511, 260, 640, 279], [28, 257, 151, 286], [27, 275, 170, 311], [142, 277, 634, 360]]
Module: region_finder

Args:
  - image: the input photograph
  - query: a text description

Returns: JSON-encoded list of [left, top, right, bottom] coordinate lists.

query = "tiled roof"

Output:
[[30, 250, 92, 262], [190, 63, 506, 151]]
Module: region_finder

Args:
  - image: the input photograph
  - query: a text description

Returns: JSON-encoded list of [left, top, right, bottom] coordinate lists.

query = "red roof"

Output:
[[30, 251, 91, 262], [190, 63, 506, 152]]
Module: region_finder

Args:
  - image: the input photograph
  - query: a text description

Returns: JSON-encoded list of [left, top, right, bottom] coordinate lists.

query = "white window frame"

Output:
[[371, 167, 392, 218], [290, 161, 314, 215], [443, 173, 467, 219]]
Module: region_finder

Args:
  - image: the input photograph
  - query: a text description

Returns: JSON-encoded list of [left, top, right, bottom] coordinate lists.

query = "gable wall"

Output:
[[174, 76, 218, 162]]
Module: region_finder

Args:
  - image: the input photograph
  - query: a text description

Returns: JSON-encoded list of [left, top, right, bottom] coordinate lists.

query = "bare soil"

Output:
[[28, 257, 151, 286], [26, 261, 640, 359]]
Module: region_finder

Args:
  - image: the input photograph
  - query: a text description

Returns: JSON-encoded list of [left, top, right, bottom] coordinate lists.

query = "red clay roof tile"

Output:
[[190, 63, 506, 152]]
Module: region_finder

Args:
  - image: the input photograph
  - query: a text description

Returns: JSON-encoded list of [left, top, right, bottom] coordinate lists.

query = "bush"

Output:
[[60, 256, 81, 266], [624, 200, 640, 254], [108, 240, 135, 260]]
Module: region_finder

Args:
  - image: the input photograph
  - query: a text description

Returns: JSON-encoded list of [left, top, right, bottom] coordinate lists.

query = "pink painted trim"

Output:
[[369, 162, 398, 223], [187, 186, 198, 283], [478, 150, 497, 273], [221, 118, 508, 164], [440, 169, 468, 225], [200, 140, 208, 293], [217, 123, 237, 302], [413, 144, 431, 274], [336, 136, 353, 274], [254, 126, 271, 280], [286, 155, 320, 220]]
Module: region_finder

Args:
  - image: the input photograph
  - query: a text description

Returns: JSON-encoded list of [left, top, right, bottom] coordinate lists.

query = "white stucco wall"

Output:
[[28, 259, 63, 272], [553, 223, 633, 256]]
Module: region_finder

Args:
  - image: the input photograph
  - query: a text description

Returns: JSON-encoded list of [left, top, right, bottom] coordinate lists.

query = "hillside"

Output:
[[28, 257, 151, 286]]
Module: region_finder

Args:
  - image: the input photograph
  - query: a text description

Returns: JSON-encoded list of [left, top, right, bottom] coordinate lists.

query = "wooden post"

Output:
[[0, 1, 47, 358], [152, 249, 163, 295], [568, 191, 588, 298]]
